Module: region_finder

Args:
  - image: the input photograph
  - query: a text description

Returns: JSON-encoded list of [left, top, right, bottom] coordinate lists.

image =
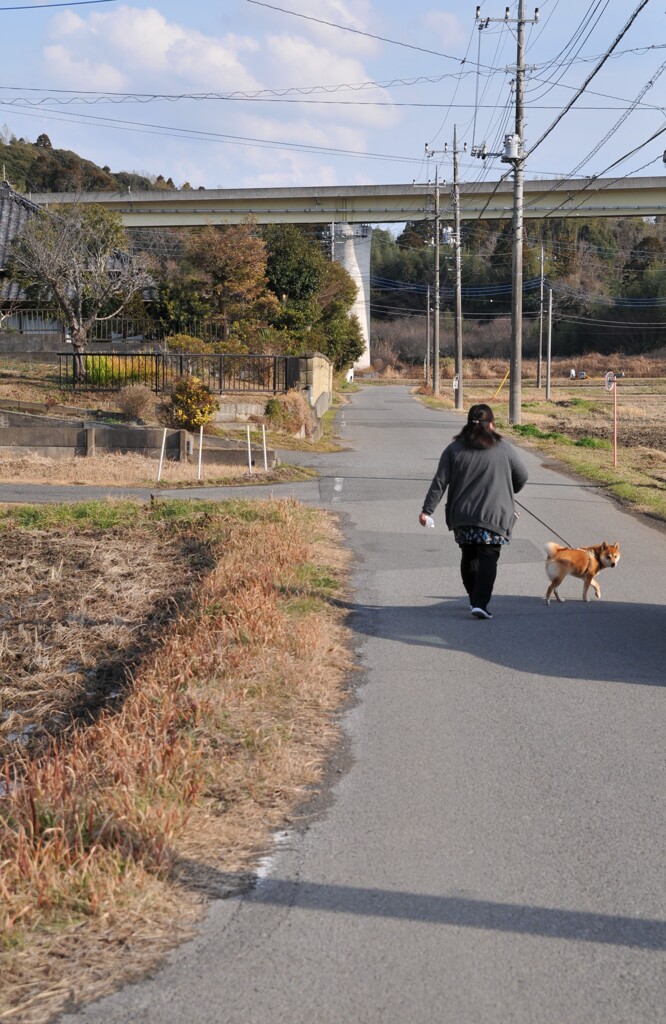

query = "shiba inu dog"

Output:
[[544, 541, 621, 604]]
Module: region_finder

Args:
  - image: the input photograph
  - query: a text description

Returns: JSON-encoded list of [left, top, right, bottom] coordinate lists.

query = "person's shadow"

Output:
[[346, 594, 665, 687]]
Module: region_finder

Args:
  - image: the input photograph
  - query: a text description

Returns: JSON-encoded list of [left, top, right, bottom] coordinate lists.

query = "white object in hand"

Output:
[[423, 515, 435, 528]]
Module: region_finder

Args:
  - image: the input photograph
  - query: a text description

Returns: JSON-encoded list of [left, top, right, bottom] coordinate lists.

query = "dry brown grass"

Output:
[[0, 451, 270, 487], [414, 374, 666, 521], [0, 499, 352, 1023]]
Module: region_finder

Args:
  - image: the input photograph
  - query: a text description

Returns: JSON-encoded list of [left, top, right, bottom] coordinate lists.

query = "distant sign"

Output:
[[604, 371, 616, 392], [452, 374, 459, 390]]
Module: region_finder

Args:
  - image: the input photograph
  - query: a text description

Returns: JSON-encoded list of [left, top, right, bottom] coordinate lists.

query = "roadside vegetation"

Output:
[[0, 450, 316, 488], [0, 498, 352, 1023], [414, 355, 666, 524]]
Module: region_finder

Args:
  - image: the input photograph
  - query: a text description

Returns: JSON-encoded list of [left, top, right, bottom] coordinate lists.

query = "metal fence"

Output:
[[1, 308, 233, 342], [0, 308, 61, 334], [59, 352, 301, 394]]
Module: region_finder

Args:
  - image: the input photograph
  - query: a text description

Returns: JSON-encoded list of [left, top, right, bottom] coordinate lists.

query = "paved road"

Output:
[[57, 386, 665, 1024]]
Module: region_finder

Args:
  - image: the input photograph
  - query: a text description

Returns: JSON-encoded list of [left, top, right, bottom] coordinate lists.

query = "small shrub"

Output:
[[164, 333, 211, 353], [575, 436, 611, 449], [265, 390, 312, 436], [166, 376, 219, 430], [83, 354, 153, 388], [512, 424, 572, 444], [117, 384, 155, 422]]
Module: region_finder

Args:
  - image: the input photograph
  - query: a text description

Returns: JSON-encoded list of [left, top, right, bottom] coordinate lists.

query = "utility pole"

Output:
[[416, 156, 445, 395], [546, 287, 553, 401], [474, 3, 539, 424], [452, 125, 463, 411], [426, 144, 464, 400], [538, 244, 544, 388], [509, 0, 527, 424], [426, 284, 431, 384], [433, 165, 441, 397]]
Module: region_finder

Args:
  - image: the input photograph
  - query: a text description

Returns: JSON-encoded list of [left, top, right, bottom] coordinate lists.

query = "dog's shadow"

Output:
[[348, 595, 665, 687]]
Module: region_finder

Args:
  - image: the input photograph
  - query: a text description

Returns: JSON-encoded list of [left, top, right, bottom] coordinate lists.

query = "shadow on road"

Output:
[[248, 878, 666, 951], [346, 596, 666, 686]]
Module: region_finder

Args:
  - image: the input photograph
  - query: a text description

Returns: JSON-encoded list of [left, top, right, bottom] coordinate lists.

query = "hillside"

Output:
[[0, 131, 181, 194]]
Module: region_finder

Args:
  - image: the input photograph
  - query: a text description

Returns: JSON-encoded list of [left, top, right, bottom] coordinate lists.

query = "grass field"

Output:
[[417, 375, 666, 524], [0, 498, 352, 1023]]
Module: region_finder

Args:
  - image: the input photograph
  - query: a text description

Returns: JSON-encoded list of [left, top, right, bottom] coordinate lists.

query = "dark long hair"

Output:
[[455, 403, 502, 450]]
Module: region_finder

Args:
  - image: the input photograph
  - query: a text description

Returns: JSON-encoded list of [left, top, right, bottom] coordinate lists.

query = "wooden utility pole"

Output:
[[538, 244, 544, 388], [452, 126, 463, 411], [546, 287, 553, 401], [509, 0, 527, 425], [426, 284, 431, 384], [433, 166, 441, 397], [474, 4, 539, 424]]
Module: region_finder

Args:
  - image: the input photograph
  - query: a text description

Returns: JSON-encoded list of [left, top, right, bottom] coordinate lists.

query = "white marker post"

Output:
[[246, 424, 253, 474], [156, 427, 167, 483], [604, 371, 617, 466], [262, 424, 268, 472], [197, 424, 203, 481]]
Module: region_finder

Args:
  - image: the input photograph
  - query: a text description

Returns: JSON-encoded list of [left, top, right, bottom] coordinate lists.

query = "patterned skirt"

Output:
[[454, 525, 509, 546]]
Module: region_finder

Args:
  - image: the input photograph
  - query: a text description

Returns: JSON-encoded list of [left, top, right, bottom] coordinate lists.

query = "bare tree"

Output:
[[8, 202, 151, 374], [0, 295, 21, 333]]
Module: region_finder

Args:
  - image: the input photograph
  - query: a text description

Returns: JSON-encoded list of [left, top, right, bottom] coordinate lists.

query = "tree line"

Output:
[[372, 214, 666, 359], [6, 201, 364, 372]]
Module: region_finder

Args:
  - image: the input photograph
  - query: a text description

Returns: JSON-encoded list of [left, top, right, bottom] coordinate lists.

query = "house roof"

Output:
[[0, 181, 40, 301]]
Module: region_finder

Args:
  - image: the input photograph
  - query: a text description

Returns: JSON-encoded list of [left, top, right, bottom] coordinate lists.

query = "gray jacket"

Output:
[[422, 438, 529, 539]]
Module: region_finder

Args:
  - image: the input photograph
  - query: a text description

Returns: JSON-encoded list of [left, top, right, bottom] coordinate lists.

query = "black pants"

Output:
[[459, 543, 501, 610]]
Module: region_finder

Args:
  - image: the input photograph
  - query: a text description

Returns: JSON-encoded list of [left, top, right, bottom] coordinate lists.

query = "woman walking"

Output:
[[419, 404, 528, 619]]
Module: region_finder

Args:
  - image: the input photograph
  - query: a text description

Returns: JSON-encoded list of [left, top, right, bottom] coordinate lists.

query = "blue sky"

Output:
[[0, 0, 664, 195]]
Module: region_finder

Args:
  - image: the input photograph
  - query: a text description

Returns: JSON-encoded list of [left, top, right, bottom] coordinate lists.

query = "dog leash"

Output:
[[514, 498, 572, 547]]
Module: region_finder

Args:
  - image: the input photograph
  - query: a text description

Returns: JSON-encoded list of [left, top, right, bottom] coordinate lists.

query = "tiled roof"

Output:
[[0, 181, 40, 301]]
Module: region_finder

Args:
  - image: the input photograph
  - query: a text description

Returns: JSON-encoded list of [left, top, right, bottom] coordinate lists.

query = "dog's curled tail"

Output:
[[544, 541, 563, 560]]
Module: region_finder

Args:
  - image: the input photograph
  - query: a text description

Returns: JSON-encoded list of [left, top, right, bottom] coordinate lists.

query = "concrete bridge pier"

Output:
[[333, 224, 372, 370]]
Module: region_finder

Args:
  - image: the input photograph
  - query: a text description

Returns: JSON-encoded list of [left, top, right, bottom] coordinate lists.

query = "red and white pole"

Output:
[[613, 377, 617, 467], [604, 371, 618, 466]]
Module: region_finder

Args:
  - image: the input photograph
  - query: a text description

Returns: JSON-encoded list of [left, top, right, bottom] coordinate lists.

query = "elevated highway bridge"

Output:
[[26, 176, 666, 368], [27, 176, 666, 227]]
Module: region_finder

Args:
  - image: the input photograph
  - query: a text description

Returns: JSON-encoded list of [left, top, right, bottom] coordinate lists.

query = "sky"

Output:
[[0, 0, 665, 197]]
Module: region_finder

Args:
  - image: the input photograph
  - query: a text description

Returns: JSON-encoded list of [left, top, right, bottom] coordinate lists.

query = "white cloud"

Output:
[[263, 32, 368, 87], [33, 2, 402, 188], [43, 45, 127, 91], [246, 152, 341, 188], [422, 10, 467, 49], [45, 5, 262, 92], [259, 33, 399, 126], [241, 112, 367, 156], [257, 0, 378, 56]]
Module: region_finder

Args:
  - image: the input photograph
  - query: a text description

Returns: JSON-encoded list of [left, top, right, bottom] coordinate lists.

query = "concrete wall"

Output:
[[0, 333, 161, 361], [0, 410, 184, 460], [294, 353, 333, 438], [0, 409, 276, 467]]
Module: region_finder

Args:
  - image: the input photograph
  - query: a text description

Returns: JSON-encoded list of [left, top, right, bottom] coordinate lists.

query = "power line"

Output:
[[0, 73, 481, 106], [5, 92, 661, 111], [527, 0, 653, 158], [539, 147, 665, 221], [244, 0, 466, 63], [526, 0, 611, 102], [0, 101, 427, 166], [524, 58, 666, 211], [0, 0, 116, 9]]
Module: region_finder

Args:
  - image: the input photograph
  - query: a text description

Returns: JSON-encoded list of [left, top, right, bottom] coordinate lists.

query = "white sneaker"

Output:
[[471, 606, 493, 620]]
